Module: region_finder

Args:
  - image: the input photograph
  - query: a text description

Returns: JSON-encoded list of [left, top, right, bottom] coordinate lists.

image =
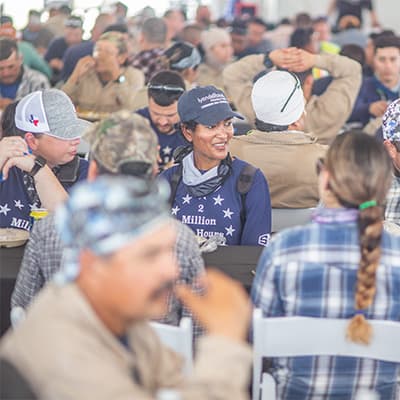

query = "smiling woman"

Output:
[[160, 85, 272, 246]]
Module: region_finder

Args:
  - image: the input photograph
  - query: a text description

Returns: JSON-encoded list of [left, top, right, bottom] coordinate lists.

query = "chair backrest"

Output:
[[252, 308, 400, 400], [150, 318, 193, 375], [0, 358, 37, 399], [271, 208, 314, 233]]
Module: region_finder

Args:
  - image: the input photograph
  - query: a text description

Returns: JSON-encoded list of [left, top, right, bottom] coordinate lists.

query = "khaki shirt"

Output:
[[196, 63, 225, 90], [62, 66, 145, 113], [0, 283, 252, 400], [229, 129, 327, 208]]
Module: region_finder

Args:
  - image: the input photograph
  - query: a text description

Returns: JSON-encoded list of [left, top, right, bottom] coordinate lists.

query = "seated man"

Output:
[[131, 17, 167, 84], [44, 16, 84, 85], [349, 35, 400, 127], [223, 47, 362, 144], [197, 27, 233, 89], [136, 70, 187, 169], [0, 89, 90, 231], [0, 176, 252, 400], [11, 111, 205, 337], [229, 70, 327, 208], [62, 31, 144, 114], [0, 38, 49, 111]]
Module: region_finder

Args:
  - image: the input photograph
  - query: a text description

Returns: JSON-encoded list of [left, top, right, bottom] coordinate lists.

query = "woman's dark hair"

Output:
[[325, 131, 392, 345], [162, 41, 200, 71], [0, 101, 25, 139], [340, 44, 366, 67], [290, 27, 314, 49], [181, 120, 198, 132], [0, 37, 18, 61]]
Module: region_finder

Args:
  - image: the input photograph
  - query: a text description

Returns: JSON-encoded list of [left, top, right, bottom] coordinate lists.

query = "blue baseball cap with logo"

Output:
[[178, 85, 243, 126]]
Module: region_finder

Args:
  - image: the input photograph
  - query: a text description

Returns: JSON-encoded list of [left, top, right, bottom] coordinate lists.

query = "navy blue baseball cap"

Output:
[[178, 85, 244, 126]]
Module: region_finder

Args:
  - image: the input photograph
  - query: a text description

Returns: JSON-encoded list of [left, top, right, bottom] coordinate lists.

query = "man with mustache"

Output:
[[0, 174, 252, 400]]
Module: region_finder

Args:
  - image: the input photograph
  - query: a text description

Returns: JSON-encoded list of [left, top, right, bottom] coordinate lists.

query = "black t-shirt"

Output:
[[336, 0, 373, 24]]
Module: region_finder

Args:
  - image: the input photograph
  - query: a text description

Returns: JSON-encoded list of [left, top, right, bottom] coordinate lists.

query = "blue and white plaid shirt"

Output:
[[251, 207, 400, 399], [385, 175, 400, 226]]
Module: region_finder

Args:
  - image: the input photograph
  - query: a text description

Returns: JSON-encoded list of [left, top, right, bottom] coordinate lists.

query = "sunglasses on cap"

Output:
[[280, 72, 301, 113], [148, 84, 185, 94], [65, 19, 82, 28]]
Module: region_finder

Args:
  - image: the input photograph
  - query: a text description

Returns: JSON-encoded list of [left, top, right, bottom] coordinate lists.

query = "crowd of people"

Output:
[[0, 0, 400, 399]]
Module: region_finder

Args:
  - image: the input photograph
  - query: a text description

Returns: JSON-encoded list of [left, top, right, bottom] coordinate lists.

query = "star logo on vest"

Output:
[[0, 203, 11, 216], [29, 114, 40, 126], [14, 200, 24, 210], [171, 205, 180, 216], [222, 208, 234, 219], [213, 194, 224, 206], [182, 194, 192, 204], [162, 146, 172, 155], [225, 225, 235, 236]]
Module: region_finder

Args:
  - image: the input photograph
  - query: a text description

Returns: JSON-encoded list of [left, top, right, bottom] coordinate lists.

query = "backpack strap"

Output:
[[169, 163, 183, 206], [237, 163, 257, 227], [168, 145, 193, 206]]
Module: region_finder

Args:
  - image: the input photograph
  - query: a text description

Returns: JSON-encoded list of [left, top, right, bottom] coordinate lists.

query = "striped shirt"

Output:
[[251, 207, 400, 399]]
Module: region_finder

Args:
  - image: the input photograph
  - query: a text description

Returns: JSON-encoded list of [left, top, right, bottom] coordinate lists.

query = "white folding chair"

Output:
[[252, 308, 400, 400], [271, 208, 314, 233], [150, 318, 193, 375]]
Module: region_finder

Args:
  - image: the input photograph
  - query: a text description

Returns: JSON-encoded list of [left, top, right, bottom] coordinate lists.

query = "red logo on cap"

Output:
[[29, 114, 39, 127]]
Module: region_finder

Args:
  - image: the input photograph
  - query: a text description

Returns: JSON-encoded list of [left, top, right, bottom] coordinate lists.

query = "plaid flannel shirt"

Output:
[[251, 207, 400, 399], [385, 175, 400, 226], [12, 215, 205, 337], [131, 48, 165, 84]]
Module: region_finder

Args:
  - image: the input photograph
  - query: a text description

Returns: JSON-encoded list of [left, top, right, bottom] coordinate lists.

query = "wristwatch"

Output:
[[263, 51, 274, 69], [29, 156, 47, 177]]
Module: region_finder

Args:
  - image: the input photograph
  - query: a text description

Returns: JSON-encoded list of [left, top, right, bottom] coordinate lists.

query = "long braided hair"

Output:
[[324, 131, 392, 344]]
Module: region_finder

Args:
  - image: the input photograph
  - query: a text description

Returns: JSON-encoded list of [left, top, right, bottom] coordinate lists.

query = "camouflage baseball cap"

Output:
[[83, 111, 158, 176], [383, 99, 400, 142]]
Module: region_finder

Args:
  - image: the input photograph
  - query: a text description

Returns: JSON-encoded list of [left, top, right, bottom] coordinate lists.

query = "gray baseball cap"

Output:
[[15, 89, 91, 140]]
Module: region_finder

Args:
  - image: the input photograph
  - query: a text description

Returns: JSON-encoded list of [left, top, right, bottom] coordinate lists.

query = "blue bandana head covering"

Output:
[[383, 99, 400, 141], [54, 176, 171, 284]]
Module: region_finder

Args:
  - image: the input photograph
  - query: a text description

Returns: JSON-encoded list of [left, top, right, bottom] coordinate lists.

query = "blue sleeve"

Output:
[[348, 80, 378, 125], [77, 158, 89, 182], [159, 166, 174, 186], [250, 243, 283, 317], [240, 169, 271, 246], [44, 39, 58, 62]]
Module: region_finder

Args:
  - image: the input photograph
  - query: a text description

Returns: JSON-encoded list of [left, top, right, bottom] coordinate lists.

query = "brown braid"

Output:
[[324, 131, 392, 345], [347, 206, 383, 344]]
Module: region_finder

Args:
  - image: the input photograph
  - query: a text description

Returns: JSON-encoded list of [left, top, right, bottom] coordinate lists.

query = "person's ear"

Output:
[[24, 132, 38, 150], [384, 139, 397, 160], [77, 249, 107, 282], [117, 52, 127, 66], [181, 124, 194, 143]]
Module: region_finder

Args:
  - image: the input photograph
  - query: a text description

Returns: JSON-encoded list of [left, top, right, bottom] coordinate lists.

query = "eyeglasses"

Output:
[[315, 157, 325, 176], [148, 84, 185, 94], [280, 73, 301, 113]]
